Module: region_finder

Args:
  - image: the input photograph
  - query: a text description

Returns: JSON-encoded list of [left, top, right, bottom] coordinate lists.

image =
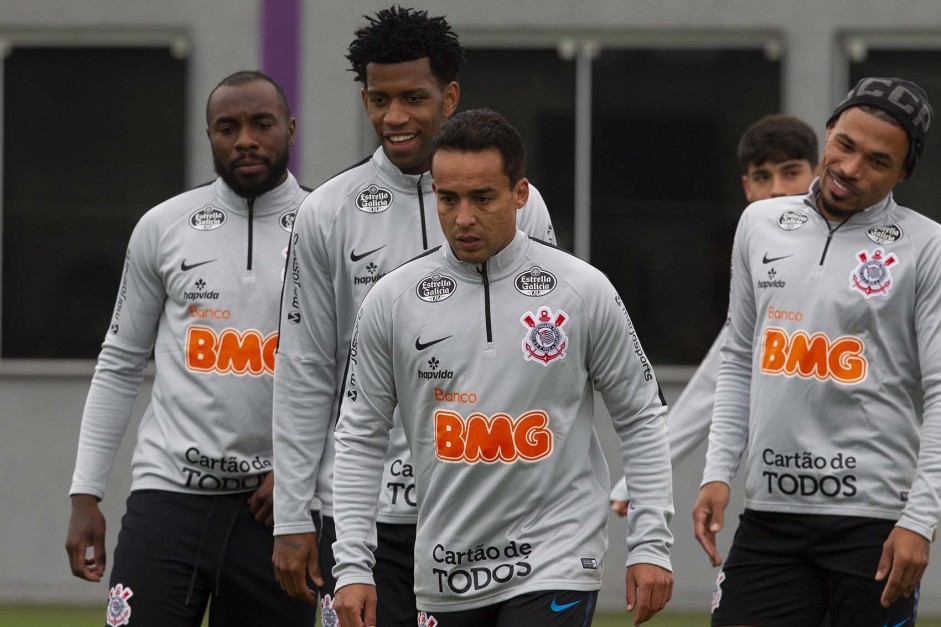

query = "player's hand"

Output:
[[610, 500, 629, 517], [334, 583, 377, 627], [65, 494, 107, 582], [625, 563, 673, 625], [692, 481, 730, 567], [273, 532, 321, 604], [875, 526, 929, 608], [247, 472, 275, 526]]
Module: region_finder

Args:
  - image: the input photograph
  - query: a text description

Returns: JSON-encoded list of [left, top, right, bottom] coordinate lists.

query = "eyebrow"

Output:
[[435, 186, 498, 196], [213, 111, 278, 125], [835, 132, 895, 163]]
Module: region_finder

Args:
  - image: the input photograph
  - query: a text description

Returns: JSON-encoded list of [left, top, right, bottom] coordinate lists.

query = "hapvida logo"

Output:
[[184, 278, 220, 300], [353, 262, 386, 285], [418, 357, 454, 380]]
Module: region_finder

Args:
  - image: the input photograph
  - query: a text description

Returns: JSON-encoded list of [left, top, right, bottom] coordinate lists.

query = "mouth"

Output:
[[384, 132, 418, 146], [454, 235, 482, 251], [826, 169, 857, 199], [232, 157, 268, 176]]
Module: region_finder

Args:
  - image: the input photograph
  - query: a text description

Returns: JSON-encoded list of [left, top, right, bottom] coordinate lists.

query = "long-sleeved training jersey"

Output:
[[610, 327, 724, 501], [69, 174, 308, 498], [332, 231, 673, 612], [703, 182, 941, 540], [272, 148, 555, 534]]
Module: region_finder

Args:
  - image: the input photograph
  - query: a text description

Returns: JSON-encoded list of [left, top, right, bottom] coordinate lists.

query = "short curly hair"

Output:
[[346, 6, 465, 86]]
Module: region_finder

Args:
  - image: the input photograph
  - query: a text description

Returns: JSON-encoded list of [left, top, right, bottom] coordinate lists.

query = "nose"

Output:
[[384, 98, 409, 127], [235, 126, 259, 151], [769, 174, 787, 198], [836, 154, 864, 181], [453, 200, 477, 228]]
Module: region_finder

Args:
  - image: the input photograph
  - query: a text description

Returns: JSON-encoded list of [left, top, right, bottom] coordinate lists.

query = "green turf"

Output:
[[1, 606, 938, 626]]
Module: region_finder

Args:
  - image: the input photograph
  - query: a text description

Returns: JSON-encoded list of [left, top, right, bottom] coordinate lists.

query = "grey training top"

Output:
[[272, 148, 555, 534], [332, 231, 674, 612], [70, 174, 307, 498], [704, 181, 941, 541]]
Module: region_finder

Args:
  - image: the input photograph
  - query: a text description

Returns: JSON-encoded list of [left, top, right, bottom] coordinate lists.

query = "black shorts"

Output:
[[318, 514, 417, 627], [421, 589, 597, 627], [711, 509, 919, 627], [107, 490, 315, 627]]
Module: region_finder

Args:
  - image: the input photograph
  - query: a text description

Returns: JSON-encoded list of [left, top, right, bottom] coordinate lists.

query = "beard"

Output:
[[819, 197, 860, 218], [818, 169, 863, 219], [214, 145, 291, 199]]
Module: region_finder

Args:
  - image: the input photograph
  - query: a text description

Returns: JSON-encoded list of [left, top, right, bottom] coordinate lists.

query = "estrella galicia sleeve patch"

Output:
[[416, 273, 457, 302], [189, 205, 227, 231], [866, 223, 903, 245], [279, 210, 296, 232], [777, 210, 808, 231], [355, 184, 394, 213], [514, 266, 557, 296]]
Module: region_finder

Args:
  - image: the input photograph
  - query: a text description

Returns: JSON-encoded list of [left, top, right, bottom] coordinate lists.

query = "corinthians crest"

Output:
[[106, 584, 134, 627], [849, 247, 898, 298], [521, 307, 569, 365], [320, 594, 339, 627]]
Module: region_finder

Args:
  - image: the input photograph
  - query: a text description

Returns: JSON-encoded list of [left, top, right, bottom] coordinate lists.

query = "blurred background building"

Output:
[[2, 0, 940, 613]]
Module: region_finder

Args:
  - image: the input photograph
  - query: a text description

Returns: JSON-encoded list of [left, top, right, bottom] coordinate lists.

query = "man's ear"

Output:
[[514, 178, 530, 209], [442, 81, 460, 119], [741, 174, 754, 203]]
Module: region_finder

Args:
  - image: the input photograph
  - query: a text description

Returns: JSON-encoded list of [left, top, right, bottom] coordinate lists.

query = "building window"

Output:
[[460, 44, 780, 363], [2, 46, 186, 358]]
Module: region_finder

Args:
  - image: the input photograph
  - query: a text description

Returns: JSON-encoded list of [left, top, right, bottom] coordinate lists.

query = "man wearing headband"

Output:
[[693, 77, 938, 626]]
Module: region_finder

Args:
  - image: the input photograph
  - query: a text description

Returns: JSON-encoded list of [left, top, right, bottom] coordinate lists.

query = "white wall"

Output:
[[2, 0, 941, 615]]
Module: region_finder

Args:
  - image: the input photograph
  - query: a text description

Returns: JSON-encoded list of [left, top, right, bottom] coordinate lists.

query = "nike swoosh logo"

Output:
[[885, 619, 912, 627], [415, 336, 452, 351], [350, 245, 386, 262], [762, 253, 793, 264], [550, 599, 581, 612], [180, 258, 217, 271]]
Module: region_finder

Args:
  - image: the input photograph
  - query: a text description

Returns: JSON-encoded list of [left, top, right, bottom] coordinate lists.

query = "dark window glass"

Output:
[[850, 49, 941, 221], [460, 48, 576, 252], [2, 47, 186, 357], [591, 49, 780, 363]]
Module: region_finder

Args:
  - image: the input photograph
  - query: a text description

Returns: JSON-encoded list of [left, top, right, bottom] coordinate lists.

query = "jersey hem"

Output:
[[416, 580, 602, 613], [321, 506, 417, 524], [744, 500, 903, 521]]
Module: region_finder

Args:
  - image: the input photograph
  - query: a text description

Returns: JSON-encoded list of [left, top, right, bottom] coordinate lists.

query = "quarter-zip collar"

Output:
[[440, 230, 531, 283], [214, 171, 302, 217], [803, 177, 898, 229], [371, 147, 434, 196]]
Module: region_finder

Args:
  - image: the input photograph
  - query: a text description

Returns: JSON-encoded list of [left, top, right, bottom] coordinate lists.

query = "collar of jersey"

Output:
[[802, 177, 897, 227], [372, 147, 434, 195], [213, 171, 302, 217], [440, 230, 531, 282]]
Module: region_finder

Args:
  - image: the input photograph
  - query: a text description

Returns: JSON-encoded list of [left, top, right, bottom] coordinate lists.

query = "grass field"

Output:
[[1, 606, 940, 626]]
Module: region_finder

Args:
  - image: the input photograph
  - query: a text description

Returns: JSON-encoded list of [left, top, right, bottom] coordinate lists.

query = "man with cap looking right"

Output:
[[693, 77, 938, 626]]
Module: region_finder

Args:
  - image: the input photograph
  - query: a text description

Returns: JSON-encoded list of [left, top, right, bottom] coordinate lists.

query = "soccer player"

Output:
[[271, 8, 555, 627], [610, 114, 818, 515], [694, 77, 937, 626], [64, 71, 315, 627], [331, 108, 674, 627]]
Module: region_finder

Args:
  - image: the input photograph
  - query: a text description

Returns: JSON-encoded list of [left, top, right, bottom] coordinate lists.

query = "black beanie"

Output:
[[827, 77, 932, 178]]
